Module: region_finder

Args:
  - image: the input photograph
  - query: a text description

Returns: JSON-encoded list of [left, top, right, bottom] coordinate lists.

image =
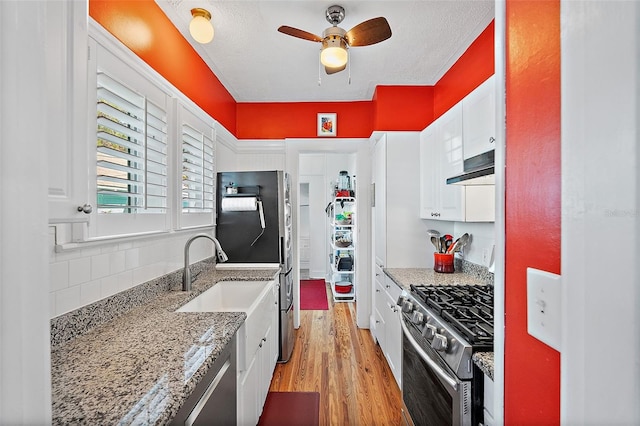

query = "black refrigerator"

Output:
[[216, 170, 294, 363]]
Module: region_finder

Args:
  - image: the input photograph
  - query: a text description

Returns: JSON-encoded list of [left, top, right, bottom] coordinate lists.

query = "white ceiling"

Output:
[[156, 0, 494, 103]]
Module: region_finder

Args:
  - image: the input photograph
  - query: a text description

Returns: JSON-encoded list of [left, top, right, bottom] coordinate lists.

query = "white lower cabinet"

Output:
[[482, 373, 495, 426], [373, 267, 402, 388], [237, 281, 278, 426]]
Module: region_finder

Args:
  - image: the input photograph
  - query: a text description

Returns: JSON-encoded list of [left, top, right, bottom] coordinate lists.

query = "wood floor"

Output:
[[269, 282, 403, 425]]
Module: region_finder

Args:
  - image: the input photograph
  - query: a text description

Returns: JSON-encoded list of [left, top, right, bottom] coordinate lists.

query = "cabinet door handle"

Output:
[[77, 204, 92, 214], [489, 136, 496, 143]]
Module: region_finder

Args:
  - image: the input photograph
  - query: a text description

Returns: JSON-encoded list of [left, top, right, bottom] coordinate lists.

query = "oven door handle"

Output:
[[400, 318, 458, 392]]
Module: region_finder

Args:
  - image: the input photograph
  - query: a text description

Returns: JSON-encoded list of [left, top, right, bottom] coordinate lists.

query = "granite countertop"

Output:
[[384, 267, 491, 291], [383, 266, 495, 381], [472, 351, 494, 380], [51, 266, 279, 425]]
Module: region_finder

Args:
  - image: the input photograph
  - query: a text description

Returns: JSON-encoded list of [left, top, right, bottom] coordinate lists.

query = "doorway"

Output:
[[286, 139, 371, 329]]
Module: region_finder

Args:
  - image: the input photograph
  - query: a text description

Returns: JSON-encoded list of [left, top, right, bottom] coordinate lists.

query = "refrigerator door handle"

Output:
[[280, 236, 285, 267], [250, 200, 266, 246]]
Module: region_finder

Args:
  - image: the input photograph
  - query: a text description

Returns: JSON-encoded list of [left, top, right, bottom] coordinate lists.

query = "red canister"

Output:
[[433, 252, 454, 273]]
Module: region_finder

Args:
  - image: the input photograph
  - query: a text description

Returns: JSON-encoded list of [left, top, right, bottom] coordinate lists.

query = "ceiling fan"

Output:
[[277, 5, 392, 75]]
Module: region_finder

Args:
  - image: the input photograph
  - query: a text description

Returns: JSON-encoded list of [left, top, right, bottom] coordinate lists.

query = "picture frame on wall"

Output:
[[317, 113, 337, 137]]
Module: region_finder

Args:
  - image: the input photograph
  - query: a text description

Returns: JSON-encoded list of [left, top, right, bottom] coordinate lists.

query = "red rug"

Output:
[[300, 279, 329, 310], [258, 391, 320, 426]]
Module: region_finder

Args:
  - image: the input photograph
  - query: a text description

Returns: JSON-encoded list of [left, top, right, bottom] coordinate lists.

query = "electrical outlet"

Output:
[[527, 268, 562, 351]]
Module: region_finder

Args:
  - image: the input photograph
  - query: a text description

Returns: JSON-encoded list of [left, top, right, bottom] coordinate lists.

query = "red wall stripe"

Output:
[[89, 0, 494, 140], [237, 22, 494, 139], [505, 1, 561, 424], [434, 21, 495, 119], [372, 86, 435, 132], [236, 101, 373, 140], [89, 0, 237, 133]]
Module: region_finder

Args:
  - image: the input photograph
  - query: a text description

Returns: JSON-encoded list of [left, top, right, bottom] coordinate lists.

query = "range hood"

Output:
[[446, 150, 495, 185]]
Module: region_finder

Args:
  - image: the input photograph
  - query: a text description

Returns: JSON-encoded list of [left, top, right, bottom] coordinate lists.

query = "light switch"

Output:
[[526, 268, 562, 351]]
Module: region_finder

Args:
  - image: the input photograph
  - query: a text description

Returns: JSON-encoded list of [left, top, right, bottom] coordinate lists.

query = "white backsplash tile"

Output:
[[50, 261, 69, 292], [56, 286, 81, 316], [68, 257, 91, 286], [125, 248, 140, 270], [109, 251, 126, 275], [80, 280, 102, 306], [116, 270, 134, 293], [100, 274, 121, 299], [91, 253, 111, 281], [49, 231, 215, 319], [50, 293, 56, 319]]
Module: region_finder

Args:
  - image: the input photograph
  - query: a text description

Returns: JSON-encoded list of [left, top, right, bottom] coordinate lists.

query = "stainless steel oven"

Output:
[[398, 285, 493, 426]]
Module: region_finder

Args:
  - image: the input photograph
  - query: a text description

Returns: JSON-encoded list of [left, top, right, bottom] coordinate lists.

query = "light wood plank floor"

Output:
[[269, 282, 403, 425]]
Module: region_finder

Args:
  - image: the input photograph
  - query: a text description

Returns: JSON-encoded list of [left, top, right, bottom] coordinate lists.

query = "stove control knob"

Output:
[[422, 324, 437, 339], [396, 296, 407, 307], [411, 311, 424, 325], [401, 300, 414, 313], [431, 334, 448, 352]]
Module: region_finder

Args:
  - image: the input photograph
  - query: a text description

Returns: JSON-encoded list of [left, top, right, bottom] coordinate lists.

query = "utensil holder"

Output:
[[434, 252, 454, 273]]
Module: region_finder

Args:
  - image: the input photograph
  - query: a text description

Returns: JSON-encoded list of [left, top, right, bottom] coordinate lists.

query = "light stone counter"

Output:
[[384, 264, 492, 292], [51, 265, 279, 425], [472, 351, 495, 380]]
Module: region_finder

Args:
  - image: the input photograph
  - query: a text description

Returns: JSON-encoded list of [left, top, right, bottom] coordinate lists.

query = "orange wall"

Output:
[[238, 21, 494, 139], [89, 0, 237, 133], [236, 101, 373, 140], [434, 21, 495, 118], [89, 0, 493, 140], [372, 86, 435, 131], [505, 1, 561, 424]]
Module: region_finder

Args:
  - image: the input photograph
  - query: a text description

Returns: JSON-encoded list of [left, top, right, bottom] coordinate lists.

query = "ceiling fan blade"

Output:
[[325, 64, 347, 75], [277, 26, 322, 42], [345, 17, 392, 47]]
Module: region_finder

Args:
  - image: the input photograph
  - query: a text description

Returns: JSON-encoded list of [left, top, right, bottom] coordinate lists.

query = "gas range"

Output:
[[398, 284, 494, 380]]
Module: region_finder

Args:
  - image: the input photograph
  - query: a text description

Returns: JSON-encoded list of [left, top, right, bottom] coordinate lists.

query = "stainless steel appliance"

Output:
[[398, 285, 494, 426], [216, 171, 294, 363]]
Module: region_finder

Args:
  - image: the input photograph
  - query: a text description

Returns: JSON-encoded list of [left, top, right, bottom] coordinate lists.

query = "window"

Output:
[[86, 34, 217, 239], [178, 105, 216, 229], [89, 38, 171, 238], [96, 72, 168, 214], [181, 124, 214, 213]]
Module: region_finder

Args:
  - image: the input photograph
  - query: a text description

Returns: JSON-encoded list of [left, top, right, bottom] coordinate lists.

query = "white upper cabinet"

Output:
[[462, 75, 496, 160], [47, 0, 90, 224], [419, 104, 465, 221], [372, 132, 428, 268], [420, 76, 496, 223]]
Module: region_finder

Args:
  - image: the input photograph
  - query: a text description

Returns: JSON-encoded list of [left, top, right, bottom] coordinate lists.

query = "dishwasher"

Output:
[[171, 336, 236, 426]]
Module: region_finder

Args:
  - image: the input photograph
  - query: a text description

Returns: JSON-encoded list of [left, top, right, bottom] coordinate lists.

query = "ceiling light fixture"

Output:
[[189, 8, 214, 44], [320, 34, 348, 68]]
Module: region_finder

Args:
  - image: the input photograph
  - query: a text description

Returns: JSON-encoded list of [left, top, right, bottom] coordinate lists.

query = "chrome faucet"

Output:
[[183, 233, 229, 291]]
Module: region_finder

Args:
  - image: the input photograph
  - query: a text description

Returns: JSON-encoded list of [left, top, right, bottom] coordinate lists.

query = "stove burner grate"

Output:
[[409, 284, 495, 344]]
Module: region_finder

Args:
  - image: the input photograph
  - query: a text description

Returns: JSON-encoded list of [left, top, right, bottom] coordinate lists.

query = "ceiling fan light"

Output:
[[189, 8, 214, 44], [320, 37, 348, 68]]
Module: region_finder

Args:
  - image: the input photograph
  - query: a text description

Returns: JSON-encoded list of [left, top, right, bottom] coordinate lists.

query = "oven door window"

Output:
[[402, 321, 470, 426]]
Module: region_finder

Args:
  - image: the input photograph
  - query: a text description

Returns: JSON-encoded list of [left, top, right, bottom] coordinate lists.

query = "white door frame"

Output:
[[560, 1, 639, 423], [286, 138, 371, 328]]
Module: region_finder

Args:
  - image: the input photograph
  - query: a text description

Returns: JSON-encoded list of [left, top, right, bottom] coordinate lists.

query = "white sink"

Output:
[[176, 281, 270, 314]]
